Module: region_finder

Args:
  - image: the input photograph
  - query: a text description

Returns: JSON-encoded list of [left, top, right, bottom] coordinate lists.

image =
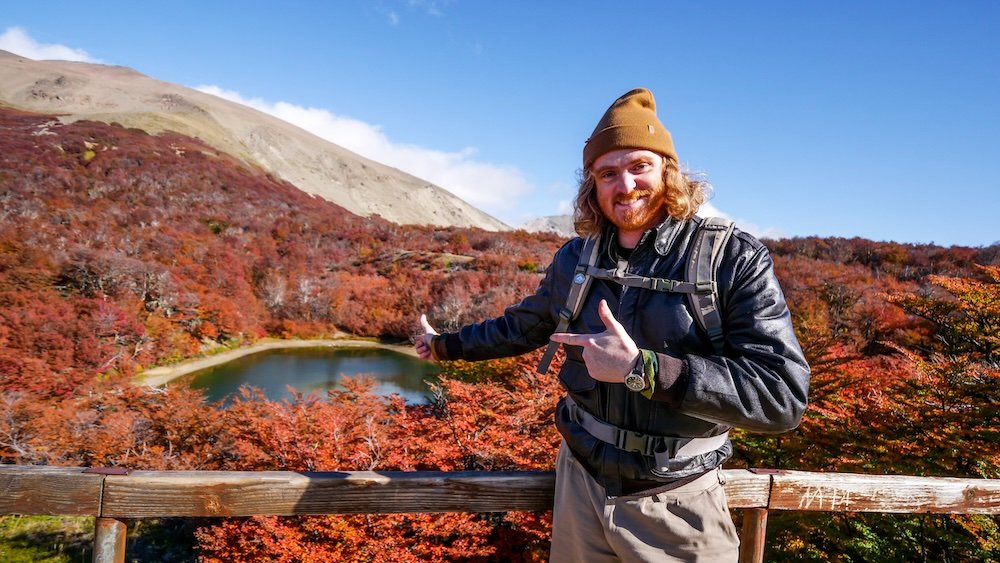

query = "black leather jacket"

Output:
[[438, 216, 810, 495]]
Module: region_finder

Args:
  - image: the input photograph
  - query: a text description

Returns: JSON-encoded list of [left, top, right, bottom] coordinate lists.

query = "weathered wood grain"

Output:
[[93, 518, 126, 563], [739, 509, 768, 563], [97, 469, 770, 518], [769, 470, 1000, 514], [100, 470, 557, 517], [722, 470, 771, 508], [0, 465, 104, 516], [4, 465, 997, 520]]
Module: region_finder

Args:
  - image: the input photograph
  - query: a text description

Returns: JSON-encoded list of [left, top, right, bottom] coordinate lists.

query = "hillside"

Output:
[[0, 105, 560, 385], [521, 214, 575, 237], [0, 49, 508, 231]]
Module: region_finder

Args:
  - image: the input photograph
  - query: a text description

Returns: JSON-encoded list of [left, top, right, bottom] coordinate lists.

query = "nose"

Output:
[[618, 172, 638, 192]]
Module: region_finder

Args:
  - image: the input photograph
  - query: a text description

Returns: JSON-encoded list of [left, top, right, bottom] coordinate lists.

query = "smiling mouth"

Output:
[[616, 196, 646, 207]]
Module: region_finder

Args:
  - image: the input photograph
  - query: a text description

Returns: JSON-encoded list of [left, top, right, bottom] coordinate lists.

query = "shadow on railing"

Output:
[[2, 465, 998, 563]]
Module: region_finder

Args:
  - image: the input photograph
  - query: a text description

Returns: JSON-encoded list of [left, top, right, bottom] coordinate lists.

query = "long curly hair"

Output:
[[572, 156, 710, 237]]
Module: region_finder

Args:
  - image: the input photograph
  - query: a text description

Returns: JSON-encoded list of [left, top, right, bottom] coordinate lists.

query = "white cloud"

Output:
[[740, 222, 787, 240], [387, 11, 400, 25], [698, 201, 785, 240], [0, 27, 100, 62], [699, 201, 727, 221], [195, 85, 533, 219]]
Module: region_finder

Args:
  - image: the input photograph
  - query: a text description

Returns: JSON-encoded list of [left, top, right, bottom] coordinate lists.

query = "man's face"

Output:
[[592, 149, 667, 243]]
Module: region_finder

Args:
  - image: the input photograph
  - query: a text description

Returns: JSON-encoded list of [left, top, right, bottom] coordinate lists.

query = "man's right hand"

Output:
[[549, 299, 639, 383], [414, 314, 439, 361]]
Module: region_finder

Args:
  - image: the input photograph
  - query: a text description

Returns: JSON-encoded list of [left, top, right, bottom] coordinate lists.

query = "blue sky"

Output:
[[2, 1, 997, 247]]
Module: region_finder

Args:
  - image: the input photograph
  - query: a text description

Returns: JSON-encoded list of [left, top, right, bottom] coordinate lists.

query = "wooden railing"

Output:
[[2, 465, 998, 563]]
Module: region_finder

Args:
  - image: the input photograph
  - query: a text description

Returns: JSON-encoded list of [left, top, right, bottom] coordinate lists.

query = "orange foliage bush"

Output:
[[193, 355, 561, 561]]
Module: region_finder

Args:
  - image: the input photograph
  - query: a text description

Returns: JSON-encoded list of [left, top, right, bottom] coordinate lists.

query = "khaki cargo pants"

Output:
[[549, 441, 740, 562]]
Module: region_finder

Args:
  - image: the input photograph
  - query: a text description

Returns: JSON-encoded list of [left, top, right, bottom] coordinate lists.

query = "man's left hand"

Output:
[[414, 314, 439, 361], [549, 299, 640, 383]]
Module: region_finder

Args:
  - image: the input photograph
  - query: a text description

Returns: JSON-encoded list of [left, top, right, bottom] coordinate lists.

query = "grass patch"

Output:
[[0, 515, 204, 562], [0, 515, 92, 562]]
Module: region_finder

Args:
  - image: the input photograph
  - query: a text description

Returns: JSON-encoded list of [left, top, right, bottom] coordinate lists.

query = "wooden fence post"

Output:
[[93, 517, 126, 563], [739, 508, 768, 563]]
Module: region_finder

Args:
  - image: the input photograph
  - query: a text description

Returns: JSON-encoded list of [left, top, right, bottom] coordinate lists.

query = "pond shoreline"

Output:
[[136, 338, 418, 387]]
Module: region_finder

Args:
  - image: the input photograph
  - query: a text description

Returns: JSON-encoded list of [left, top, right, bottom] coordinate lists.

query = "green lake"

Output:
[[184, 347, 441, 404]]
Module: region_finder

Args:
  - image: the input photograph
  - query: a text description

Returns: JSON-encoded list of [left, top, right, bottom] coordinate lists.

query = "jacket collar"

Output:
[[653, 216, 685, 256], [602, 216, 687, 257]]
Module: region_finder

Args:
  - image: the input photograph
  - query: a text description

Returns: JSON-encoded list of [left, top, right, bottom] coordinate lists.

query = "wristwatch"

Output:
[[624, 357, 648, 392]]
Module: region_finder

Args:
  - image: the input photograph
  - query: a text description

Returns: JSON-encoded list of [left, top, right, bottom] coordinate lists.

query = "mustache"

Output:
[[615, 189, 656, 204]]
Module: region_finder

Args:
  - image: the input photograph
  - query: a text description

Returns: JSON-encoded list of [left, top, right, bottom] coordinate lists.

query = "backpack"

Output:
[[536, 217, 736, 374]]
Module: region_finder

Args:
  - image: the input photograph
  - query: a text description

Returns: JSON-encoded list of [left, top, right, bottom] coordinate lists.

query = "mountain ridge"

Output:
[[521, 214, 575, 238], [0, 49, 508, 231]]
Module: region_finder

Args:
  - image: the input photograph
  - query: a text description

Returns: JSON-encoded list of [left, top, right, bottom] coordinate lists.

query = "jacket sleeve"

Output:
[[435, 239, 576, 362], [664, 240, 810, 433]]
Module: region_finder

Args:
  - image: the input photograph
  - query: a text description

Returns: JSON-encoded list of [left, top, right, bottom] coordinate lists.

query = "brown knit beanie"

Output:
[[583, 87, 677, 171]]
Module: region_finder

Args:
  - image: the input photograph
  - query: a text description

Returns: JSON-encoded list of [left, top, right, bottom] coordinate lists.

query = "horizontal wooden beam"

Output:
[[97, 469, 771, 518], [723, 470, 772, 508], [0, 465, 105, 516], [100, 470, 556, 518], [768, 470, 1000, 514], [1, 465, 997, 518]]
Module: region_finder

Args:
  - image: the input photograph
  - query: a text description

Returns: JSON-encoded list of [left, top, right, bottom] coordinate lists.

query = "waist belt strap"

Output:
[[565, 396, 729, 461]]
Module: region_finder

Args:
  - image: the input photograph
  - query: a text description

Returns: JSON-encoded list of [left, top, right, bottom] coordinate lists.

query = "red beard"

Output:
[[600, 183, 668, 235]]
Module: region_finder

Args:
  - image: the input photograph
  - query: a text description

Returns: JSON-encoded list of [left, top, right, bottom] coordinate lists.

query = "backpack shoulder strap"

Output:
[[537, 234, 601, 374], [686, 217, 736, 356]]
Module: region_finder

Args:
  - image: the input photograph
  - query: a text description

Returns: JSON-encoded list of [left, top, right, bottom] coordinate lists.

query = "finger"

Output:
[[549, 332, 590, 347], [597, 300, 624, 333], [420, 314, 438, 335], [414, 338, 432, 359]]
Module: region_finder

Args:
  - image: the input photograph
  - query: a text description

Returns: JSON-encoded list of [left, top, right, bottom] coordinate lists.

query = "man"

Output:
[[415, 88, 810, 562]]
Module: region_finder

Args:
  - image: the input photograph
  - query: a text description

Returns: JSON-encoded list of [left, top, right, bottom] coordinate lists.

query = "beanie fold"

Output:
[[584, 124, 676, 170], [583, 88, 677, 170]]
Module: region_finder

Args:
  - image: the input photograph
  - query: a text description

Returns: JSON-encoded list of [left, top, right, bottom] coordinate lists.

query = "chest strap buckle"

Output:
[[565, 396, 728, 461]]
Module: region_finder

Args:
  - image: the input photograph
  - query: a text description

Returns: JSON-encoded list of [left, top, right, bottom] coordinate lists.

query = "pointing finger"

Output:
[[420, 314, 438, 335], [549, 332, 591, 347], [597, 300, 623, 332]]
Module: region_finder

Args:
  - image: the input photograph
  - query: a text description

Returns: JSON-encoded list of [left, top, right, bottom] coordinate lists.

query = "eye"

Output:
[[598, 170, 616, 181], [632, 162, 652, 173]]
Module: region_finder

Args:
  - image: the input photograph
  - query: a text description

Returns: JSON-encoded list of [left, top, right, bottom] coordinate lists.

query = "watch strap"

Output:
[[624, 353, 646, 392], [638, 349, 658, 399]]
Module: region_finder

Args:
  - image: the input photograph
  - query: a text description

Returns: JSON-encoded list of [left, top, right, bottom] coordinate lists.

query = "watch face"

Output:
[[625, 372, 646, 392]]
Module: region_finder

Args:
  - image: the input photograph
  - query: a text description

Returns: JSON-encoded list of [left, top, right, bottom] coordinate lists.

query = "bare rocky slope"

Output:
[[521, 214, 575, 238], [0, 50, 507, 231]]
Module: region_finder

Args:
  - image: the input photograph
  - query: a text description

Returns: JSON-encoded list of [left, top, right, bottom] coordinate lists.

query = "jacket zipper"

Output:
[[616, 229, 654, 322]]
